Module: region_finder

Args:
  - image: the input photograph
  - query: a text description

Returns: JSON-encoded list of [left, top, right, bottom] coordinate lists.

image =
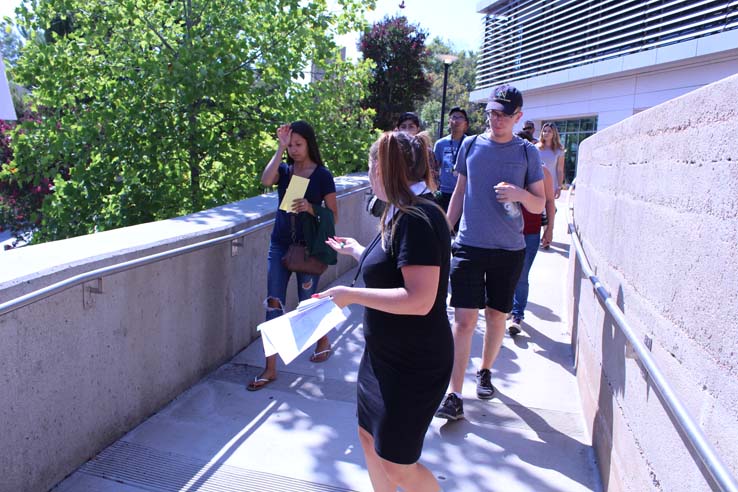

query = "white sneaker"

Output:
[[508, 317, 522, 336]]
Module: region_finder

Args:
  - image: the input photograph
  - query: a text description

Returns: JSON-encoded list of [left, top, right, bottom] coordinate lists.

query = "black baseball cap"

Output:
[[396, 112, 420, 128], [523, 120, 535, 130], [449, 107, 468, 121], [486, 84, 523, 115]]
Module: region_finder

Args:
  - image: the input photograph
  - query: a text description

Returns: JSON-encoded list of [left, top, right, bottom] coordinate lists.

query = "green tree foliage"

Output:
[[1, 18, 40, 247], [359, 15, 431, 130], [4, 0, 376, 242], [419, 39, 485, 138], [1, 113, 51, 249]]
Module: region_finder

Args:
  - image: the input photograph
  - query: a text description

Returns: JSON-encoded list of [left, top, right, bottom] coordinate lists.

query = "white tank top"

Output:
[[538, 147, 563, 189]]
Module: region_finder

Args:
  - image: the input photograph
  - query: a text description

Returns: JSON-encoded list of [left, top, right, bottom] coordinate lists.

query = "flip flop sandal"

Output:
[[247, 376, 275, 391], [309, 348, 333, 363]]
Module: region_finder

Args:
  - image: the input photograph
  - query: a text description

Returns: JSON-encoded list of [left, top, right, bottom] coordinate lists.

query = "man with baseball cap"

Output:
[[395, 112, 421, 135], [519, 120, 538, 143], [436, 84, 546, 421]]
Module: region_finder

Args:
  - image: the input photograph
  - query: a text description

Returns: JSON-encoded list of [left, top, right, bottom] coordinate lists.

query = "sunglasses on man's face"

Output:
[[523, 127, 533, 131]]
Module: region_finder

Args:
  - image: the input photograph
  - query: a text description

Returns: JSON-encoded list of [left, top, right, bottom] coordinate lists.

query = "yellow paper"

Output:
[[279, 175, 310, 212]]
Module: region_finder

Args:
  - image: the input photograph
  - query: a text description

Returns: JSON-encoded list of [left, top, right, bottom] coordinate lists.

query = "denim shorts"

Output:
[[450, 243, 526, 313]]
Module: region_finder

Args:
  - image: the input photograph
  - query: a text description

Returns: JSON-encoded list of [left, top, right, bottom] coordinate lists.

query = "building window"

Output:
[[543, 116, 597, 184]]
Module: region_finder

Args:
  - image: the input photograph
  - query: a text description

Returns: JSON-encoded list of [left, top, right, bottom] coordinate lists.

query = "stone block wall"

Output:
[[568, 73, 738, 491]]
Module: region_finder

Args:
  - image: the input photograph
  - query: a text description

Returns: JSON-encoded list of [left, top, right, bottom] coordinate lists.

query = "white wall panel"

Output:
[[697, 29, 738, 56], [655, 39, 699, 65], [621, 50, 658, 72]]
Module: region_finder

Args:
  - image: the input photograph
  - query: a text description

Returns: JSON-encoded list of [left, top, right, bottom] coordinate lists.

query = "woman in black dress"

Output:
[[316, 131, 452, 492]]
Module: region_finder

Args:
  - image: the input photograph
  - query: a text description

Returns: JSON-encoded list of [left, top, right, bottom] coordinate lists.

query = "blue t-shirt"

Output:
[[271, 163, 336, 245], [433, 135, 465, 194], [455, 134, 544, 251]]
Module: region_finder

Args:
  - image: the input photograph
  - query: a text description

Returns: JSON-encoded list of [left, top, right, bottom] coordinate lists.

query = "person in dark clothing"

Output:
[[248, 121, 337, 391], [395, 111, 421, 135], [316, 131, 451, 492], [433, 107, 469, 214], [518, 119, 538, 143]]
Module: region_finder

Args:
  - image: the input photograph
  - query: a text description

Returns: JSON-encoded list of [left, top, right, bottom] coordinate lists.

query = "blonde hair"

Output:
[[537, 122, 564, 151]]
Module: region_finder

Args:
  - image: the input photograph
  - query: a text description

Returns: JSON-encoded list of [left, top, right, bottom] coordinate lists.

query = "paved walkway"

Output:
[[54, 193, 602, 492]]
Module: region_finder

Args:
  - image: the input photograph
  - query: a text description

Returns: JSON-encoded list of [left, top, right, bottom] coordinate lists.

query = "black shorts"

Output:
[[450, 243, 526, 313]]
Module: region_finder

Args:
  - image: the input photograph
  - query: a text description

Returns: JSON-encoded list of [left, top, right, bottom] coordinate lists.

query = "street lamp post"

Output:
[[437, 54, 458, 139]]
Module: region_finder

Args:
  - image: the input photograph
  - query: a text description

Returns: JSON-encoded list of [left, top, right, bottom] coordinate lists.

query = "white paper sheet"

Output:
[[257, 297, 348, 365]]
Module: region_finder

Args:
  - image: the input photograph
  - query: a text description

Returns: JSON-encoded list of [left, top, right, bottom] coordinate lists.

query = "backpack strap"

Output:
[[454, 134, 479, 176], [465, 134, 479, 156], [523, 141, 529, 166], [350, 233, 382, 287]]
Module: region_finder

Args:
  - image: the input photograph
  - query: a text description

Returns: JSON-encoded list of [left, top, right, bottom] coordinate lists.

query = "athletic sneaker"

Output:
[[435, 393, 464, 420], [508, 317, 522, 336], [476, 369, 496, 399]]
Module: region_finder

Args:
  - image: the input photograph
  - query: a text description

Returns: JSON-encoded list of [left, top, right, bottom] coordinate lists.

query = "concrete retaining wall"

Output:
[[0, 175, 375, 492], [568, 73, 738, 491]]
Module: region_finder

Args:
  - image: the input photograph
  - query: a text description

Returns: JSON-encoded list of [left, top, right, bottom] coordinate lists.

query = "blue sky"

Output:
[[1, 0, 484, 54], [361, 0, 483, 52]]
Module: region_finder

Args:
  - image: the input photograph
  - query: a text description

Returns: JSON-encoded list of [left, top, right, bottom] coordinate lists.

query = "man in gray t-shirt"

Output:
[[436, 84, 546, 421]]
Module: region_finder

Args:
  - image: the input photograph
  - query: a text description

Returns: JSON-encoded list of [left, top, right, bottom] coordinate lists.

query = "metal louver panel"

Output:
[[476, 0, 738, 90]]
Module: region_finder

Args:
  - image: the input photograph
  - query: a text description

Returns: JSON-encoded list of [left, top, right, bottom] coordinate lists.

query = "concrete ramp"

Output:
[[54, 193, 601, 492]]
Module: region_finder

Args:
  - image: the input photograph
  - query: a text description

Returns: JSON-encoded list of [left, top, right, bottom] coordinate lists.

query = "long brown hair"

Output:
[[536, 122, 564, 151], [369, 131, 445, 247]]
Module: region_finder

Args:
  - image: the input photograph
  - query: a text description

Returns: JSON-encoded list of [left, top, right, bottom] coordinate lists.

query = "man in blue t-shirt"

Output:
[[433, 106, 469, 215], [436, 85, 546, 421]]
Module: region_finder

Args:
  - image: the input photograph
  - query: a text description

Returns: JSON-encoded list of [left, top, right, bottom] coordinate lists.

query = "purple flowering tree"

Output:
[[359, 15, 432, 130]]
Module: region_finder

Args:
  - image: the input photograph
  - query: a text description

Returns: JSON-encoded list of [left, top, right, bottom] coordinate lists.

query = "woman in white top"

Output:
[[535, 123, 565, 198]]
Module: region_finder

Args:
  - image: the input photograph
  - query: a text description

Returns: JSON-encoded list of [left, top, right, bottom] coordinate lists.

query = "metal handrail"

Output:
[[566, 181, 738, 492], [0, 221, 271, 317], [0, 185, 370, 318]]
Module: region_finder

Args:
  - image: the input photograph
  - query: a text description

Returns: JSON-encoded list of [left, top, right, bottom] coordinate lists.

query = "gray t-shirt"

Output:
[[455, 134, 544, 251], [538, 146, 564, 191]]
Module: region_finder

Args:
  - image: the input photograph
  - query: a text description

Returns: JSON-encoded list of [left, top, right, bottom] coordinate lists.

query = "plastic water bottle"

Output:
[[503, 202, 521, 218], [495, 181, 520, 219]]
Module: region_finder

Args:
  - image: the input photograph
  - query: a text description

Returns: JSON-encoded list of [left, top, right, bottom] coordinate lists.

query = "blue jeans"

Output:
[[511, 233, 540, 320], [266, 241, 321, 321]]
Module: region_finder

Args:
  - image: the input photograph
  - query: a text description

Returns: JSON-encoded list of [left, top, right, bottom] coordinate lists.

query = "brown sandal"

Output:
[[247, 376, 275, 391], [309, 348, 333, 363]]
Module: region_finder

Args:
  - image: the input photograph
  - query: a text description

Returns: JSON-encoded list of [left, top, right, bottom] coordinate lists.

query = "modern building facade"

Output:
[[472, 0, 738, 182]]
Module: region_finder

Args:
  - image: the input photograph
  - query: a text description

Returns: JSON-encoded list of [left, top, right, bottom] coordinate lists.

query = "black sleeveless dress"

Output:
[[357, 201, 453, 464]]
